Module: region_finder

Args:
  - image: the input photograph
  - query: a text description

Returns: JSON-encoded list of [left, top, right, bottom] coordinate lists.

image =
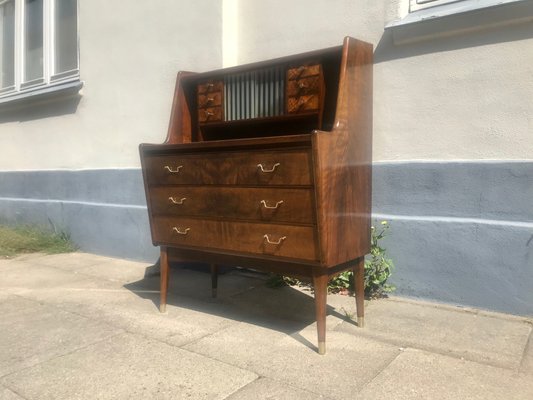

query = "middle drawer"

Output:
[[149, 186, 315, 224]]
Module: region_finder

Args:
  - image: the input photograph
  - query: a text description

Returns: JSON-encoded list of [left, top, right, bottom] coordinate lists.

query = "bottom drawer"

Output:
[[152, 217, 318, 261]]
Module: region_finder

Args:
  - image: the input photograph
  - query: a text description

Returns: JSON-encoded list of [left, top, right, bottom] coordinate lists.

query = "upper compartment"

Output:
[[166, 45, 344, 143]]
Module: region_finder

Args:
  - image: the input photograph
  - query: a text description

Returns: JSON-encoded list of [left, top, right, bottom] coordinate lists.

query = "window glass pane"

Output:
[[24, 0, 44, 82], [54, 0, 77, 74], [0, 0, 15, 89]]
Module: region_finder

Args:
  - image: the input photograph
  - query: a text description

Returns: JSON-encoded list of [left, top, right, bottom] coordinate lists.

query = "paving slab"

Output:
[[26, 252, 113, 270], [184, 321, 401, 399], [355, 348, 533, 400], [0, 295, 122, 377], [225, 377, 330, 400], [336, 297, 531, 369], [1, 332, 258, 400], [75, 257, 152, 283], [128, 267, 266, 301], [0, 386, 23, 400], [0, 261, 96, 295], [16, 282, 238, 348]]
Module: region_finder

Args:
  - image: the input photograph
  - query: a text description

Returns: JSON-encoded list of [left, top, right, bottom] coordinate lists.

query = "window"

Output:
[[387, 0, 533, 44], [0, 0, 78, 99], [410, 0, 463, 12]]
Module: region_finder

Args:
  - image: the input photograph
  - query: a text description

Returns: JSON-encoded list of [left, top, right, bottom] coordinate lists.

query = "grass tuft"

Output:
[[0, 225, 77, 258]]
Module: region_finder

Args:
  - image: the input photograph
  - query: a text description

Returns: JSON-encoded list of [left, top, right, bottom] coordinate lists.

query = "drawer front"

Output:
[[287, 76, 321, 97], [153, 217, 318, 261], [198, 107, 223, 123], [287, 95, 320, 113], [287, 64, 321, 80], [197, 80, 223, 94], [198, 92, 223, 108], [144, 150, 313, 186], [149, 186, 315, 224]]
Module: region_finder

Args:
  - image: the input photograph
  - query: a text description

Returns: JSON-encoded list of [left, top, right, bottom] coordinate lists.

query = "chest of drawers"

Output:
[[140, 37, 373, 354]]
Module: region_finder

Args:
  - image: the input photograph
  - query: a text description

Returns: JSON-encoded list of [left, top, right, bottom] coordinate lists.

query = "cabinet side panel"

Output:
[[313, 37, 373, 267], [165, 71, 196, 144]]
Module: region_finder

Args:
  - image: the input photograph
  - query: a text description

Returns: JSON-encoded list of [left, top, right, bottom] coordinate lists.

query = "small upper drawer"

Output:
[[198, 92, 222, 108], [287, 95, 320, 113], [198, 107, 223, 123], [143, 150, 313, 186], [287, 76, 321, 97], [287, 64, 321, 80], [197, 80, 223, 94]]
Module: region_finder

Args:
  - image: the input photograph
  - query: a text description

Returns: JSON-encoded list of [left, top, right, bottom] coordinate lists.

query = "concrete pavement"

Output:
[[0, 252, 532, 399]]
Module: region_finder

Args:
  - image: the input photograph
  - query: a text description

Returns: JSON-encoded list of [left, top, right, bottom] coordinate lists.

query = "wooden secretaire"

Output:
[[140, 37, 373, 354]]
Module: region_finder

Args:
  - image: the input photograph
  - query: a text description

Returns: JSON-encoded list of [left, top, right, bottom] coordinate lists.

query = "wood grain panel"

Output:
[[287, 64, 321, 80], [198, 107, 223, 123], [197, 80, 223, 94], [149, 186, 316, 224], [198, 92, 223, 108], [312, 37, 373, 266], [153, 217, 318, 261], [143, 150, 313, 186]]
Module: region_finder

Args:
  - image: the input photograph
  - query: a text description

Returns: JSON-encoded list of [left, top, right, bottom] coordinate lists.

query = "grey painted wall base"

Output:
[[0, 162, 531, 315]]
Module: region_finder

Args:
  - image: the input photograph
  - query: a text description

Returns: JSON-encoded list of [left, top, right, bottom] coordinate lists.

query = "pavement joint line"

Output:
[[23, 253, 152, 285], [0, 331, 125, 382], [220, 375, 337, 400], [265, 376, 337, 400], [351, 347, 405, 397], [220, 375, 263, 400], [176, 321, 245, 349], [1, 384, 30, 400], [29, 255, 103, 271], [0, 287, 156, 294], [118, 328, 262, 381], [333, 320, 524, 371], [518, 324, 533, 373], [9, 284, 253, 359]]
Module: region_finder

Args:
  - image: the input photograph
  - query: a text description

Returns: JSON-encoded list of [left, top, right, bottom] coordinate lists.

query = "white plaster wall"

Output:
[[1, 0, 532, 169], [0, 0, 222, 170], [234, 0, 533, 162]]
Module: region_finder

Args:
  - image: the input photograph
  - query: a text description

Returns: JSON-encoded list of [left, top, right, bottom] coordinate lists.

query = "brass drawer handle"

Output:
[[260, 200, 284, 209], [168, 197, 187, 205], [206, 110, 214, 116], [257, 163, 280, 173], [172, 227, 190, 235], [164, 165, 183, 173], [263, 234, 286, 245], [206, 97, 215, 104]]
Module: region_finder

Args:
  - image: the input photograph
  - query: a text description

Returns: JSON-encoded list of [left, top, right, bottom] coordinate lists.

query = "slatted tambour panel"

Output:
[[224, 66, 285, 121]]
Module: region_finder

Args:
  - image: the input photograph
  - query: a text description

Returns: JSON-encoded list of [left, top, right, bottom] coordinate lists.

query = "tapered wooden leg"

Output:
[[160, 246, 169, 313], [211, 264, 218, 298], [313, 272, 328, 355], [354, 256, 365, 327]]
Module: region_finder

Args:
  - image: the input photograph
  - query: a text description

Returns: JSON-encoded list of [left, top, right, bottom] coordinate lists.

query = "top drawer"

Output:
[[287, 64, 321, 80], [197, 80, 223, 94], [143, 150, 313, 186]]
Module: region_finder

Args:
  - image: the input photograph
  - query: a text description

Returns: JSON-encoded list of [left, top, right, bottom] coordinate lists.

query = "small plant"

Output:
[[364, 221, 395, 298], [267, 220, 395, 298], [0, 224, 77, 258]]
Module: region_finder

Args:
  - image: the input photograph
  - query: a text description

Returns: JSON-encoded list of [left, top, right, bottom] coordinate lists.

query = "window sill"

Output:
[[386, 0, 533, 44], [0, 80, 83, 111]]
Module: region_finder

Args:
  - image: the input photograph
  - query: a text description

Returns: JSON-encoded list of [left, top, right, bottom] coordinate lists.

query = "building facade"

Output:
[[1, 0, 532, 315]]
